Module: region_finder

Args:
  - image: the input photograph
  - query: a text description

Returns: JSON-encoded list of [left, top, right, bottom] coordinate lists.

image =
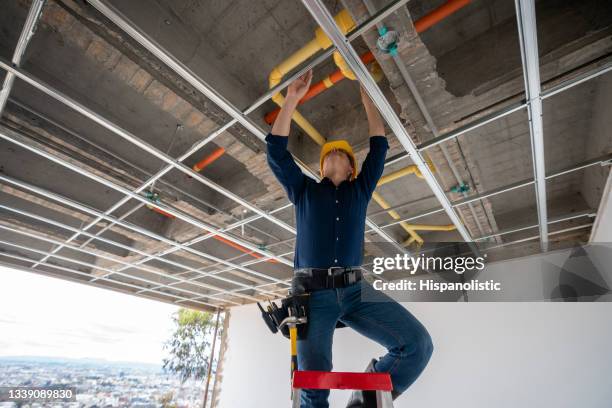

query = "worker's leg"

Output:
[[339, 280, 433, 397], [297, 288, 341, 408]]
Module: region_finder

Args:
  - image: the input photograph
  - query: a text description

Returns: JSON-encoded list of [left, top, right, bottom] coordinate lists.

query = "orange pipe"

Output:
[[147, 205, 175, 219], [213, 235, 277, 264], [193, 147, 225, 172], [264, 52, 375, 124], [414, 0, 470, 33], [263, 0, 471, 125]]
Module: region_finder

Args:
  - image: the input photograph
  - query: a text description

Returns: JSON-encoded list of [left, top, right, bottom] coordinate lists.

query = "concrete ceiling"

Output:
[[0, 0, 611, 310]]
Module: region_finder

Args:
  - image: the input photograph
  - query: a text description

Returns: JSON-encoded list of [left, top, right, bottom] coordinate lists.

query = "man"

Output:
[[266, 70, 433, 407]]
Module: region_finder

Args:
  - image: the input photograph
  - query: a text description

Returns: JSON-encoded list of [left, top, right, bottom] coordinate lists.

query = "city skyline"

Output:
[[0, 357, 205, 407]]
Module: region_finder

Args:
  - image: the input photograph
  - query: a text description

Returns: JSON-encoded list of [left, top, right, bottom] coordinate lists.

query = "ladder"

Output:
[[292, 370, 394, 407]]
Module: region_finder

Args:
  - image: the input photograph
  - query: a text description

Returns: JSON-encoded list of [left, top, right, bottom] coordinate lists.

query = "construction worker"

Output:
[[266, 70, 433, 407]]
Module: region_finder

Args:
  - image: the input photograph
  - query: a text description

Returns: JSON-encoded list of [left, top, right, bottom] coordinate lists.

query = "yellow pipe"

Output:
[[401, 224, 457, 231], [378, 166, 420, 186], [268, 10, 356, 146], [414, 157, 436, 179], [269, 40, 321, 88], [271, 93, 326, 145], [372, 161, 455, 245], [333, 51, 356, 80], [401, 224, 457, 246], [404, 236, 417, 246], [378, 160, 436, 186], [372, 192, 424, 245]]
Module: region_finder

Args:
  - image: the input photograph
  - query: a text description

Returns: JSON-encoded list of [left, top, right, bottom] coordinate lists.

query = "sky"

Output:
[[0, 265, 180, 365]]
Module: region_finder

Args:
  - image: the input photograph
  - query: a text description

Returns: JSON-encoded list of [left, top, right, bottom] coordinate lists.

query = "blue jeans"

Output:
[[297, 280, 433, 407]]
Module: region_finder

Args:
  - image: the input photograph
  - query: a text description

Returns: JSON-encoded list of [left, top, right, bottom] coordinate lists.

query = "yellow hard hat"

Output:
[[320, 140, 357, 180]]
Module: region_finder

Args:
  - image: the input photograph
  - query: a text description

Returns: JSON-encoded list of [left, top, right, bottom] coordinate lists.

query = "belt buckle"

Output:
[[327, 266, 343, 276]]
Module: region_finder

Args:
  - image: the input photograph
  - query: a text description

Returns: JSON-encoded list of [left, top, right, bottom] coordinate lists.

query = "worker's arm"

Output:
[[271, 70, 312, 136], [361, 86, 385, 137], [266, 71, 313, 203], [357, 86, 389, 198]]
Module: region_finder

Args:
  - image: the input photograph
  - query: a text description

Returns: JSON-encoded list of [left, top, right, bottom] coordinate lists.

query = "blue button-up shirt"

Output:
[[266, 133, 389, 269]]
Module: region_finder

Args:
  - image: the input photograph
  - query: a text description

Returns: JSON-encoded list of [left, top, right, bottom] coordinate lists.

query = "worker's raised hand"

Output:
[[286, 70, 313, 101], [360, 85, 385, 136], [360, 85, 373, 106]]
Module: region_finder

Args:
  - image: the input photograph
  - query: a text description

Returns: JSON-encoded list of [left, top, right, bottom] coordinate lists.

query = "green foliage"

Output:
[[163, 308, 221, 384]]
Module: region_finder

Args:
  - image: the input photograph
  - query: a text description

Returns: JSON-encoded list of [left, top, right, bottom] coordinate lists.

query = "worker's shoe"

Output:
[[345, 359, 379, 408]]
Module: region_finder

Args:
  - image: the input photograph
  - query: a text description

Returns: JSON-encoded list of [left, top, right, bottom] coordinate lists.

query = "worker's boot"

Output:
[[345, 359, 379, 408]]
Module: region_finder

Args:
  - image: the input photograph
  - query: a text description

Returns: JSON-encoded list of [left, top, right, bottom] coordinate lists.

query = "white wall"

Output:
[[218, 300, 612, 407]]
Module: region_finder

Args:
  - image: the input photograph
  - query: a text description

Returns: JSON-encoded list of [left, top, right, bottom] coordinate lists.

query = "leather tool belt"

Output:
[[291, 266, 363, 294], [258, 267, 363, 339]]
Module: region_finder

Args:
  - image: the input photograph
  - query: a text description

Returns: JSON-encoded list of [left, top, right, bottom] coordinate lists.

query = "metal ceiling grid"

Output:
[[0, 0, 412, 310], [0, 0, 609, 310]]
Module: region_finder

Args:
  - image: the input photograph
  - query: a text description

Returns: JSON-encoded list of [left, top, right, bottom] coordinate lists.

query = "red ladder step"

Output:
[[292, 370, 393, 391]]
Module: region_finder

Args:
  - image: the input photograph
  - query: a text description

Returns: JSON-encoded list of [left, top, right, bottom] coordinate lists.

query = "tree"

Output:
[[163, 308, 221, 384]]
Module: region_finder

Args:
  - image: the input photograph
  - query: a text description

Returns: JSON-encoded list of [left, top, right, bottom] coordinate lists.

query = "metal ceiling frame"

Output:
[[1, 1, 417, 293], [388, 54, 612, 165], [0, 224, 227, 309], [0, 216, 282, 306], [0, 58, 297, 265], [485, 223, 594, 251], [514, 0, 548, 248], [0, 0, 45, 115], [0, 183, 284, 303], [474, 210, 595, 242], [370, 154, 612, 230], [0, 249, 221, 308], [359, 220, 595, 270], [413, 62, 611, 152], [0, 0, 609, 309], [0, 135, 306, 311], [0, 167, 288, 303], [1, 0, 415, 310]]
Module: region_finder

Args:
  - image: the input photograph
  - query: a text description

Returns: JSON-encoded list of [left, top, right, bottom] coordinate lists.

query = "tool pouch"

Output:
[[257, 293, 310, 340], [291, 275, 347, 330], [281, 293, 310, 340]]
